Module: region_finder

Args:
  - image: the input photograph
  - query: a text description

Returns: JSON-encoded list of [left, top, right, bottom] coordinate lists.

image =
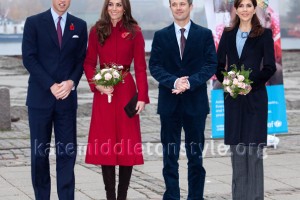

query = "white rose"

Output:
[[94, 73, 102, 80], [113, 71, 120, 78], [104, 73, 113, 81], [228, 71, 236, 78], [101, 68, 110, 74], [237, 75, 245, 82], [238, 82, 246, 89], [118, 65, 124, 70], [228, 71, 235, 76], [223, 78, 230, 85], [225, 86, 231, 93], [233, 78, 239, 85]]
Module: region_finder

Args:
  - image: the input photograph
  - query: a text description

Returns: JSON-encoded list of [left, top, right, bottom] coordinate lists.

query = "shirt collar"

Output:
[[50, 7, 67, 22], [174, 20, 191, 34]]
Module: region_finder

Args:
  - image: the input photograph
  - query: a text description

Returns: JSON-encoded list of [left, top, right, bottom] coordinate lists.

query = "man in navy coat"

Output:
[[22, 0, 87, 199], [149, 0, 217, 199]]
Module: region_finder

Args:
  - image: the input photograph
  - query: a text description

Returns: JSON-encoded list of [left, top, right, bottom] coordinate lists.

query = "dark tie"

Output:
[[180, 28, 186, 58], [57, 16, 62, 48]]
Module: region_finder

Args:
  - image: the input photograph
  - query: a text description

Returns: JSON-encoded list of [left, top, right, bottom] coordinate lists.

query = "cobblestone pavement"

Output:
[[1, 107, 300, 199], [1, 53, 300, 199]]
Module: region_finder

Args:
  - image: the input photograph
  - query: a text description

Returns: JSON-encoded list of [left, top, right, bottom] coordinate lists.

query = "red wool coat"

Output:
[[84, 22, 149, 166]]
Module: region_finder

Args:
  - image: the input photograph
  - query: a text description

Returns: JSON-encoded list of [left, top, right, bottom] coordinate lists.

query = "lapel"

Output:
[[43, 9, 60, 48], [181, 21, 198, 61], [229, 27, 240, 62], [61, 13, 73, 50], [239, 30, 253, 61], [167, 23, 181, 63], [230, 26, 253, 62]]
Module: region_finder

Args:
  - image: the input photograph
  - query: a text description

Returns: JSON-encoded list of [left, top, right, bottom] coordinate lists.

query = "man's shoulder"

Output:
[[191, 22, 211, 34], [26, 10, 49, 21], [154, 24, 173, 36], [67, 13, 86, 25]]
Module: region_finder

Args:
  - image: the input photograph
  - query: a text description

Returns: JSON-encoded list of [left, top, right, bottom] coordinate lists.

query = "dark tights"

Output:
[[101, 165, 133, 200]]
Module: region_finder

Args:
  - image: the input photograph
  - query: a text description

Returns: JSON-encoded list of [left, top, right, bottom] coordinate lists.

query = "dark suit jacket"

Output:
[[22, 9, 87, 110], [216, 27, 276, 145], [149, 21, 217, 116]]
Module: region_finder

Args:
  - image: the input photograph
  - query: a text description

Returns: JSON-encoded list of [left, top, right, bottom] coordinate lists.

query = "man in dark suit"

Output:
[[149, 0, 217, 199], [22, 0, 87, 199]]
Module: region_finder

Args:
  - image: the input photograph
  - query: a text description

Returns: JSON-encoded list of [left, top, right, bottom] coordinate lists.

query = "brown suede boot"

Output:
[[102, 165, 116, 200], [117, 166, 133, 200]]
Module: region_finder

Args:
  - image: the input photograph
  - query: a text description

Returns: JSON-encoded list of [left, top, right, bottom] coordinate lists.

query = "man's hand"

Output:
[[50, 83, 61, 99], [173, 76, 190, 95], [55, 80, 74, 100]]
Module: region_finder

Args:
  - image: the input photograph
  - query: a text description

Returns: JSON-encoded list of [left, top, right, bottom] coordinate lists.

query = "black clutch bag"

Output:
[[124, 93, 138, 118]]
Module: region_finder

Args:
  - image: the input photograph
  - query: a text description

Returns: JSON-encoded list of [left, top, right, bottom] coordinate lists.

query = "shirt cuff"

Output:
[[186, 79, 190, 89], [174, 78, 179, 89], [70, 80, 75, 90]]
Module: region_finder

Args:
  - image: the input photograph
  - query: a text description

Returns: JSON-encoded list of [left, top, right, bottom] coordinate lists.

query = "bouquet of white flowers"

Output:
[[93, 63, 127, 103], [222, 64, 253, 99]]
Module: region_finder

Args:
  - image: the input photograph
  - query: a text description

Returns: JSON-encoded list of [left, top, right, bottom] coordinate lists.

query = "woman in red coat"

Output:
[[83, 0, 149, 199]]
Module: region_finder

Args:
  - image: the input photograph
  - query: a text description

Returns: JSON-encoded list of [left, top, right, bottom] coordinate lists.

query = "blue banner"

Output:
[[211, 85, 288, 138], [266, 85, 288, 133]]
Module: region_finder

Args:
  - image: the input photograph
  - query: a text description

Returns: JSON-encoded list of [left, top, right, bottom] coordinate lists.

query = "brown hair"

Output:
[[95, 0, 138, 45], [169, 0, 193, 5], [225, 0, 264, 37]]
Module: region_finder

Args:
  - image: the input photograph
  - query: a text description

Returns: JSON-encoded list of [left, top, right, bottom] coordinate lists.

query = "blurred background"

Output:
[[0, 0, 299, 55]]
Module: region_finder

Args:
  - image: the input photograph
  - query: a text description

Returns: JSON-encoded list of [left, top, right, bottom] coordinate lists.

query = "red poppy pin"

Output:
[[70, 23, 74, 31], [121, 32, 130, 38]]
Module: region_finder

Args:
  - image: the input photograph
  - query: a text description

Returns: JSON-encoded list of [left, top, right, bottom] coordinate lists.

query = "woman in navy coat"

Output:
[[216, 0, 276, 199]]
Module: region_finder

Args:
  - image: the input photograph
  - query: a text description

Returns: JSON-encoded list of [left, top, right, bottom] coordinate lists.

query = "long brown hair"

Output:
[[225, 0, 264, 37], [95, 0, 138, 45]]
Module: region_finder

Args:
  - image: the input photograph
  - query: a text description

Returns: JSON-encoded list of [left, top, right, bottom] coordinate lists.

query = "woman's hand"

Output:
[[136, 101, 145, 115], [95, 85, 114, 95]]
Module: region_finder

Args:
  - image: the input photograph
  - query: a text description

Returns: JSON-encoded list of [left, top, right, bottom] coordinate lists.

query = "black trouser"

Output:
[[101, 165, 133, 200]]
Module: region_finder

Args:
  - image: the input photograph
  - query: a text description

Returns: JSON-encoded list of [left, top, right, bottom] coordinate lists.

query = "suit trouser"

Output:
[[160, 111, 207, 200], [230, 145, 264, 200], [28, 107, 77, 200]]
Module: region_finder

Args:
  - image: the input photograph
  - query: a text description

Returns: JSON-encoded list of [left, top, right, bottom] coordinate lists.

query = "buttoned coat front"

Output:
[[84, 22, 149, 166]]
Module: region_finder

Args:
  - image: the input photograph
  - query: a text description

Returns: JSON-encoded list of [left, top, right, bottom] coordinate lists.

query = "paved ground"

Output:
[[1, 53, 300, 199]]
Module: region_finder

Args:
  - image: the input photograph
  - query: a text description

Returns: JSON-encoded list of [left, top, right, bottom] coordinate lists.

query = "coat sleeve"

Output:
[[149, 31, 178, 89], [69, 20, 87, 88], [22, 17, 55, 90], [251, 29, 276, 88], [188, 29, 217, 91], [216, 30, 227, 83], [83, 27, 98, 92], [133, 29, 150, 103]]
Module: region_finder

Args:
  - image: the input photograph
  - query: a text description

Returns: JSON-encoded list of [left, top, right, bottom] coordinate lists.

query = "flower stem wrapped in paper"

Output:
[[222, 64, 253, 99], [92, 63, 127, 103]]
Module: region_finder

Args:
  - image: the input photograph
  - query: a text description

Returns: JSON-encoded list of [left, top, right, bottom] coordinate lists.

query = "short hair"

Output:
[[169, 0, 193, 5]]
